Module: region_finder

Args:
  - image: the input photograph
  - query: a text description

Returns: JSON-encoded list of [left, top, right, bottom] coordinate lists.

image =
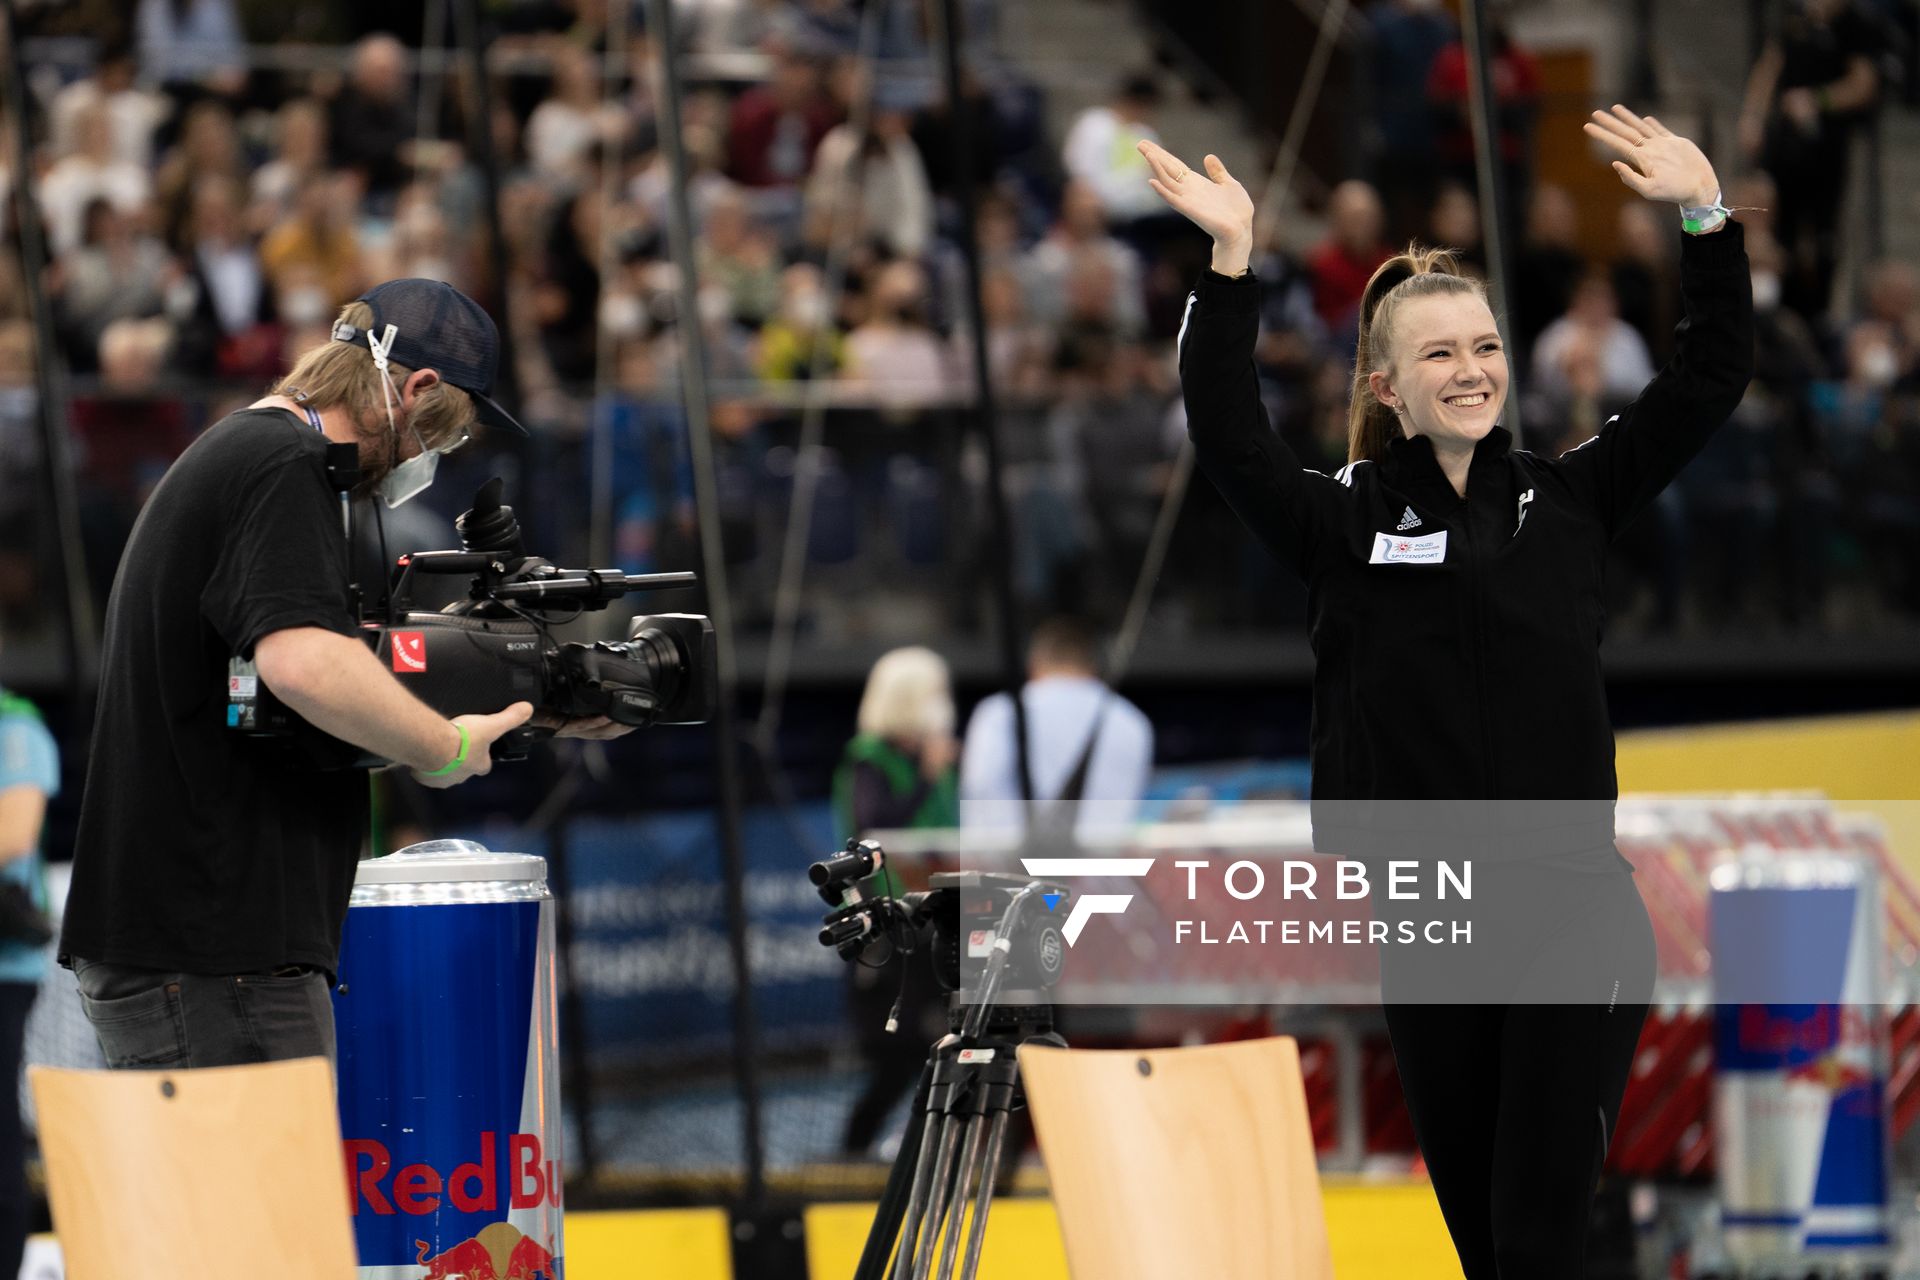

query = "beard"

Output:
[[345, 421, 405, 500]]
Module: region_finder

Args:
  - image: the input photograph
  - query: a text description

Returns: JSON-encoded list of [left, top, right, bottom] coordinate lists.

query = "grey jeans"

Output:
[[72, 958, 335, 1070]]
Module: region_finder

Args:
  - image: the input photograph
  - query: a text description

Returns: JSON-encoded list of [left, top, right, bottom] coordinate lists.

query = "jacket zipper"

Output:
[[1460, 498, 1499, 795]]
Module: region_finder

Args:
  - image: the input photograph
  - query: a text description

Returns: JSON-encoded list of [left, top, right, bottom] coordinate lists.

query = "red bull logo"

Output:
[[345, 1132, 561, 1216], [1734, 1005, 1873, 1058], [416, 1221, 557, 1280], [1783, 1055, 1874, 1093]]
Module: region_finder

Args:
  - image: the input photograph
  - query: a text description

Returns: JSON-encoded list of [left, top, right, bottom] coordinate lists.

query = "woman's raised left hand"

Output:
[[1583, 104, 1721, 208]]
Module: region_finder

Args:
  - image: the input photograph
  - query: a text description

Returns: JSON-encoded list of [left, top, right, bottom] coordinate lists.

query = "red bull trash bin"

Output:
[[1711, 846, 1891, 1272], [334, 840, 564, 1279]]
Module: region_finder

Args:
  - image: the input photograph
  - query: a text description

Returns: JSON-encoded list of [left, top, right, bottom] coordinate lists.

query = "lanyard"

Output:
[[295, 401, 352, 538]]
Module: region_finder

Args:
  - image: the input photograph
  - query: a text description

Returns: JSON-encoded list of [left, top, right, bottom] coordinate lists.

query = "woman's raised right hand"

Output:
[[1137, 140, 1255, 274]]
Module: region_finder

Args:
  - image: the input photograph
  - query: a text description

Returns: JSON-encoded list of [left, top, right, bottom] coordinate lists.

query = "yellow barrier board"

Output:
[[555, 1177, 1458, 1279], [564, 1207, 734, 1277]]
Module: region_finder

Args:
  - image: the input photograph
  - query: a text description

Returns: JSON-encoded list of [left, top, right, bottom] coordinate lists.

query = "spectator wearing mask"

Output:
[[1739, 0, 1881, 319], [756, 263, 847, 382], [1860, 258, 1919, 381], [1747, 233, 1826, 393], [1810, 319, 1902, 473], [845, 260, 955, 407], [959, 617, 1154, 839]]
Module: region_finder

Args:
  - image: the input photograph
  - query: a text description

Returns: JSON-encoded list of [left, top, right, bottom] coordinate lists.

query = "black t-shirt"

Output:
[[61, 408, 367, 975]]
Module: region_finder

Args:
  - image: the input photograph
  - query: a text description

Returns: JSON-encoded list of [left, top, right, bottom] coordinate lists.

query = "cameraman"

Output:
[[58, 280, 584, 1070]]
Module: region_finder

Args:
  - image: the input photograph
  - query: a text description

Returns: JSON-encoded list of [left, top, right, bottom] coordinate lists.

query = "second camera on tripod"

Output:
[[809, 838, 1071, 998]]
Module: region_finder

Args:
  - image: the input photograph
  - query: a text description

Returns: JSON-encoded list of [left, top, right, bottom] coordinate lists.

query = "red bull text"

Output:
[[1710, 852, 1890, 1268], [334, 844, 565, 1278]]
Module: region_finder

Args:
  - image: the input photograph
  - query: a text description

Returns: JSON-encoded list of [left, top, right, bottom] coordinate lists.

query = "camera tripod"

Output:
[[852, 883, 1063, 1280]]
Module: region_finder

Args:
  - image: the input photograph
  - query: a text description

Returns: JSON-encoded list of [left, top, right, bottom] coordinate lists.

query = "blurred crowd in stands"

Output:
[[0, 0, 1916, 664]]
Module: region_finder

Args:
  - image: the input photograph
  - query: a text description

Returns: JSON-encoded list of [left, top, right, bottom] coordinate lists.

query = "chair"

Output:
[[1018, 1036, 1334, 1280], [30, 1058, 356, 1280]]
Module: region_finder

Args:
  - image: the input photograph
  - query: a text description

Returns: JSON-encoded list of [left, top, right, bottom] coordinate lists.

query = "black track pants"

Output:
[[1375, 861, 1657, 1279]]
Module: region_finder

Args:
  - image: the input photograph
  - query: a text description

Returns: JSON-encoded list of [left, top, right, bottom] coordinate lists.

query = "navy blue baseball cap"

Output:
[[333, 279, 528, 435]]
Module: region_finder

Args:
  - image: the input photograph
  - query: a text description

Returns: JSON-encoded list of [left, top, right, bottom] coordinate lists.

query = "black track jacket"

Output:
[[1178, 221, 1754, 859]]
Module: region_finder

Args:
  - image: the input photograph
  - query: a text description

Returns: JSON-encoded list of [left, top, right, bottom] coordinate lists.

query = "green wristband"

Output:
[[1681, 190, 1730, 236], [419, 723, 469, 777]]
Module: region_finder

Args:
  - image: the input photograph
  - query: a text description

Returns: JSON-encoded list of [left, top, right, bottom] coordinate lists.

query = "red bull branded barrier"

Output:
[[334, 840, 564, 1279], [1711, 846, 1891, 1270]]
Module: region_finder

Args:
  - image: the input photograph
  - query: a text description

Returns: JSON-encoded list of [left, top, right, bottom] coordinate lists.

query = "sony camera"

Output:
[[228, 478, 714, 766]]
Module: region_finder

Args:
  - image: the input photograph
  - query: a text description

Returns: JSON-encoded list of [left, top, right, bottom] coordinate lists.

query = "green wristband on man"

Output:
[[420, 722, 470, 777]]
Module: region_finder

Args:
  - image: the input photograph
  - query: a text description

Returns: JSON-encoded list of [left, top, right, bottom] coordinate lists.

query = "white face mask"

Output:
[[1859, 345, 1899, 389], [600, 291, 647, 338], [1751, 271, 1782, 313], [380, 435, 440, 507], [364, 323, 443, 509]]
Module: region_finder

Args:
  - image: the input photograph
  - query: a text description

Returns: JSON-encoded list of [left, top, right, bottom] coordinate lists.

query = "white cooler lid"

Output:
[[355, 839, 547, 884]]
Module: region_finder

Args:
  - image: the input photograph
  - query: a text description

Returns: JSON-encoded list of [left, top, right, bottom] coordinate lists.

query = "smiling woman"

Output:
[[1351, 251, 1508, 495], [1141, 105, 1753, 1278]]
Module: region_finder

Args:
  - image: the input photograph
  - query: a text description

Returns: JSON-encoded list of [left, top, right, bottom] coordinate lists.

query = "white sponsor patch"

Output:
[[1369, 530, 1449, 564]]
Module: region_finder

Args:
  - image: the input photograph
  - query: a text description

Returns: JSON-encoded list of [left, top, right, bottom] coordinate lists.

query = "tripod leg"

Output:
[[910, 1113, 967, 1280], [935, 1115, 987, 1280], [958, 1110, 1011, 1279], [891, 1111, 947, 1280], [855, 1062, 933, 1280]]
